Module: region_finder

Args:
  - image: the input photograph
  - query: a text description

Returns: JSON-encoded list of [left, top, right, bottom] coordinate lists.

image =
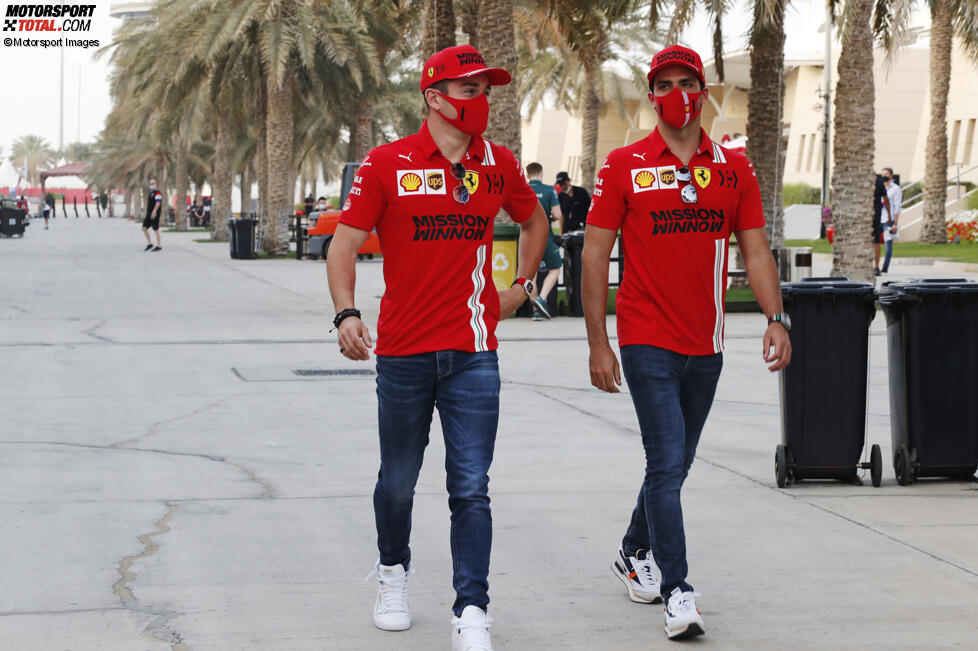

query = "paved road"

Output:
[[2, 219, 976, 650]]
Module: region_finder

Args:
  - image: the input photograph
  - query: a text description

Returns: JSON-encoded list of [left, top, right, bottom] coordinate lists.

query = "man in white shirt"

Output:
[[881, 167, 901, 274]]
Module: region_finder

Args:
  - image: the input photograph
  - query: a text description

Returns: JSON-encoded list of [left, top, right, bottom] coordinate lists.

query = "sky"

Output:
[[0, 0, 933, 166]]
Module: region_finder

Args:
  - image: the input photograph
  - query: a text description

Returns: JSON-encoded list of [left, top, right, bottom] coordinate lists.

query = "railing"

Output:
[[902, 163, 978, 209]]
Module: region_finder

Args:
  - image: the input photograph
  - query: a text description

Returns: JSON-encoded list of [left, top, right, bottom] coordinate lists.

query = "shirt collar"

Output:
[[647, 127, 719, 162], [418, 120, 486, 163]]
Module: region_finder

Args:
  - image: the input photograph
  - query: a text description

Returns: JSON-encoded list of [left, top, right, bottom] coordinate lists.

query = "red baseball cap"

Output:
[[647, 45, 706, 88], [421, 45, 512, 91]]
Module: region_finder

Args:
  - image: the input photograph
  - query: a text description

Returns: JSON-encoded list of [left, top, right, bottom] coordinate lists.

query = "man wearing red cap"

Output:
[[583, 45, 791, 640], [326, 44, 548, 650]]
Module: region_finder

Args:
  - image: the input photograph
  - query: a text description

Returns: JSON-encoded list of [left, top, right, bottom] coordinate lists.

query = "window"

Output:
[[796, 134, 807, 172]]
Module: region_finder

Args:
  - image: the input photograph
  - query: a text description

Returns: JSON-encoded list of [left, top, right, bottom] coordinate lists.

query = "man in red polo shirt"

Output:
[[583, 45, 791, 640], [326, 45, 547, 650]]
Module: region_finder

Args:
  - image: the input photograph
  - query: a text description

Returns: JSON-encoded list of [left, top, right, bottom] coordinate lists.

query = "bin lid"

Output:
[[781, 277, 876, 297], [878, 278, 978, 304], [493, 223, 520, 237]]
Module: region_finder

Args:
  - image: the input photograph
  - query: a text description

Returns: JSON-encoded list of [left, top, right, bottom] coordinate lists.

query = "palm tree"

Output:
[[61, 142, 96, 164], [10, 135, 55, 185], [476, 0, 523, 159], [829, 0, 878, 281], [423, 0, 457, 60], [918, 0, 978, 243], [746, 0, 787, 251], [523, 1, 638, 192]]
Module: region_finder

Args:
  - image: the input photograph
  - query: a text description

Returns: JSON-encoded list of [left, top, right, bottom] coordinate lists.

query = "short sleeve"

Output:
[[500, 150, 539, 224], [586, 155, 626, 231], [339, 151, 387, 232], [733, 160, 765, 232], [154, 192, 162, 203]]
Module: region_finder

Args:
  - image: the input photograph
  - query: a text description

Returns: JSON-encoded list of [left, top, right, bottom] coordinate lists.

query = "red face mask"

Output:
[[650, 86, 705, 130], [432, 90, 490, 137]]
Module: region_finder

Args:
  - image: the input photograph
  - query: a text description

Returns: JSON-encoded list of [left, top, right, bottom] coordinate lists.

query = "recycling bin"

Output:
[[228, 218, 258, 259], [878, 279, 978, 485], [776, 278, 882, 487]]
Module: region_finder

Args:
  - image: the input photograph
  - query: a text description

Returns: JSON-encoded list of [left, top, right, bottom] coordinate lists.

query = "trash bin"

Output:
[[0, 200, 27, 238], [787, 246, 813, 282], [776, 277, 882, 487], [561, 231, 586, 317], [491, 223, 524, 315], [228, 218, 258, 259], [878, 279, 978, 485]]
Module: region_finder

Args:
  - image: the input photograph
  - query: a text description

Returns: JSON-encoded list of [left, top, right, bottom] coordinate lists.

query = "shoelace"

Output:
[[364, 565, 413, 613], [633, 558, 658, 587]]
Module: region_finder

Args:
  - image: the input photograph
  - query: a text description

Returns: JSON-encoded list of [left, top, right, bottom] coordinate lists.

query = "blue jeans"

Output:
[[881, 238, 893, 272], [619, 345, 723, 597], [374, 350, 500, 616]]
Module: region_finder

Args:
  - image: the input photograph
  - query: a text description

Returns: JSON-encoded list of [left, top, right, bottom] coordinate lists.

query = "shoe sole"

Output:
[[610, 560, 662, 604], [373, 617, 411, 632], [666, 621, 705, 640]]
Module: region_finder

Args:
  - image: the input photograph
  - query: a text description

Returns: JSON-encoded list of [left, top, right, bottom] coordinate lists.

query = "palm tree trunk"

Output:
[[423, 0, 456, 60], [256, 64, 269, 224], [353, 101, 374, 161], [240, 165, 251, 216], [175, 136, 188, 231], [478, 0, 521, 161], [579, 61, 602, 194], [212, 94, 233, 242], [920, 0, 952, 243], [829, 0, 876, 282], [747, 7, 786, 251], [266, 67, 294, 255]]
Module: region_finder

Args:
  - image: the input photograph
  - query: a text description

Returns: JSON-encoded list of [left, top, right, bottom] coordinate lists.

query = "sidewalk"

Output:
[[1, 219, 976, 649]]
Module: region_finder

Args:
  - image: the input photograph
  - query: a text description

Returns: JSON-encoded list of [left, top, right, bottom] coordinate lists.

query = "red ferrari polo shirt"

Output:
[[587, 127, 765, 355], [339, 121, 539, 356]]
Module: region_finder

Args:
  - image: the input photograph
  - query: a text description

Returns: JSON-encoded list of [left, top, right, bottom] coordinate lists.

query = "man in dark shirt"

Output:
[[141, 179, 163, 252], [555, 171, 591, 233], [304, 194, 315, 216], [872, 174, 886, 275]]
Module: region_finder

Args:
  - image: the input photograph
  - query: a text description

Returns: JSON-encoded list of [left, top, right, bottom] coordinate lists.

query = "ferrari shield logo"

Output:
[[694, 167, 711, 189], [463, 170, 479, 195]]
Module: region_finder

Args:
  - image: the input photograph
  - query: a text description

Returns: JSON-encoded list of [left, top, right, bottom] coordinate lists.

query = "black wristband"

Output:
[[332, 308, 362, 330]]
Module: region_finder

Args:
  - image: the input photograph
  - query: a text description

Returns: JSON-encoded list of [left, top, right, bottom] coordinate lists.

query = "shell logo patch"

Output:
[[631, 167, 659, 193], [400, 172, 423, 193]]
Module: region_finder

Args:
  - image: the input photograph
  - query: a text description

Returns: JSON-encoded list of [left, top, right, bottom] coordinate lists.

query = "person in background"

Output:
[[880, 167, 902, 274], [872, 173, 887, 275], [555, 171, 591, 233], [141, 179, 163, 252], [525, 162, 564, 320]]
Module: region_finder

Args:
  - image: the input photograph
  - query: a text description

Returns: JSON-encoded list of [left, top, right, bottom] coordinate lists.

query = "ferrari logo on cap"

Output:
[[428, 67, 434, 77], [694, 168, 711, 189]]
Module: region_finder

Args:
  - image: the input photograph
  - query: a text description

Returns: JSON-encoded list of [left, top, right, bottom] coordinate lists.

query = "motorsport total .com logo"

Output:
[[3, 3, 99, 49]]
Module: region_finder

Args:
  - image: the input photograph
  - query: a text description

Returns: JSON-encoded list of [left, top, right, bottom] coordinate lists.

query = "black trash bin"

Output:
[[228, 218, 258, 259], [878, 279, 978, 485], [777, 278, 882, 487], [0, 200, 27, 238], [561, 231, 585, 317]]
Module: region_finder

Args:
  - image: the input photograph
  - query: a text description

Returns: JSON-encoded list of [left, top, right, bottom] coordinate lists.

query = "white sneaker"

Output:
[[664, 588, 705, 640], [611, 548, 662, 604], [372, 561, 411, 631], [451, 605, 492, 651]]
